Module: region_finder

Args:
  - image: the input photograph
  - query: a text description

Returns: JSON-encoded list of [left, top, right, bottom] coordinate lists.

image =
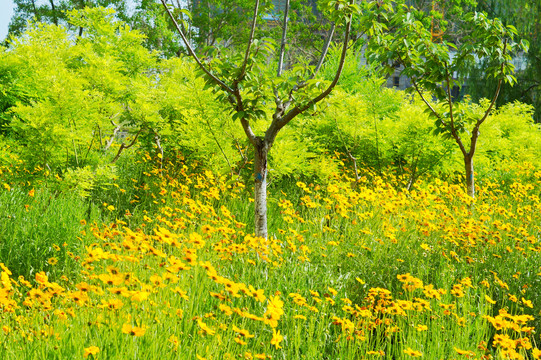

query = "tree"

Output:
[[128, 0, 182, 57], [161, 0, 359, 238], [469, 0, 541, 123], [1, 8, 160, 173], [186, 0, 271, 49], [365, 0, 528, 198], [7, 0, 131, 39], [5, 0, 181, 56], [7, 0, 69, 38]]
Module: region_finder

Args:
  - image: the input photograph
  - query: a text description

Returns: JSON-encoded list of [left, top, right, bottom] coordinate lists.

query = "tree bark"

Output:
[[464, 154, 475, 199], [254, 138, 269, 239]]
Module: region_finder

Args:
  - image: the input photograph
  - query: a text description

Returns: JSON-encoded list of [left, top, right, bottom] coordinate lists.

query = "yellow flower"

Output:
[[197, 318, 215, 336], [99, 298, 124, 310], [403, 347, 422, 357], [270, 329, 283, 349], [234, 337, 247, 345], [415, 324, 428, 331], [264, 295, 284, 327], [48, 257, 59, 265], [454, 347, 475, 356], [493, 334, 516, 349], [232, 325, 254, 338], [83, 346, 99, 358], [485, 295, 497, 304], [176, 309, 183, 319], [328, 287, 338, 296], [130, 291, 150, 302], [218, 303, 233, 316], [121, 323, 146, 337], [366, 350, 385, 356], [168, 335, 179, 350], [35, 272, 48, 285], [522, 297, 533, 308], [532, 348, 541, 359]]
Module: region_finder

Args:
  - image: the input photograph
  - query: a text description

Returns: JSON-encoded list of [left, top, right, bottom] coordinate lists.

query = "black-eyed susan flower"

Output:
[[121, 323, 146, 337], [83, 346, 99, 358]]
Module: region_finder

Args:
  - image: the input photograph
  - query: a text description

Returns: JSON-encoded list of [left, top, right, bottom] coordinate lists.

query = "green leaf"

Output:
[[232, 111, 245, 121], [179, 8, 192, 21]]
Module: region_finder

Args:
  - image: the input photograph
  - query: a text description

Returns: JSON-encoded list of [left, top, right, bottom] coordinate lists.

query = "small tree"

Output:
[[1, 8, 161, 172], [365, 0, 528, 198], [161, 0, 360, 238]]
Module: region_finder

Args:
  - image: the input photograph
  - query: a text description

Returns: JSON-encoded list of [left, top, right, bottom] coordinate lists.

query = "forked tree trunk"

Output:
[[160, 0, 353, 240], [464, 154, 475, 198], [254, 139, 270, 239]]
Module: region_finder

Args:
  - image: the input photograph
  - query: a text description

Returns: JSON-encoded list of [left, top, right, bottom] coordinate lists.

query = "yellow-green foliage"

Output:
[[157, 57, 247, 175], [1, 9, 539, 191], [476, 101, 540, 167], [1, 8, 159, 172]]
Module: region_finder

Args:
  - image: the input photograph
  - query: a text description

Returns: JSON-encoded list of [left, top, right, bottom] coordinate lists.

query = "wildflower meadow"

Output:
[[1, 154, 540, 359], [1, 2, 541, 359]]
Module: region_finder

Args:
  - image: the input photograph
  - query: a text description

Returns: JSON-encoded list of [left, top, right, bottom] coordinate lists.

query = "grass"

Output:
[[0, 157, 540, 360], [0, 187, 101, 281]]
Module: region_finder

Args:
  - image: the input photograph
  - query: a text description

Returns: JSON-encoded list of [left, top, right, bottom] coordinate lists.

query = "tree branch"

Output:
[[333, 116, 360, 182], [103, 120, 121, 152], [412, 78, 467, 156], [154, 132, 164, 170], [195, 89, 233, 174], [311, 24, 336, 78], [111, 128, 143, 164], [469, 39, 508, 157], [269, 7, 354, 143], [239, 117, 258, 146], [161, 0, 234, 94], [234, 0, 260, 88], [277, 0, 290, 77], [48, 0, 58, 25], [444, 67, 467, 157], [411, 79, 442, 122], [520, 82, 539, 98]]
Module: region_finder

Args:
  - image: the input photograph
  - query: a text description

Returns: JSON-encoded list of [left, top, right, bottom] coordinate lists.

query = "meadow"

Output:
[[1, 154, 540, 360], [1, 7, 540, 359]]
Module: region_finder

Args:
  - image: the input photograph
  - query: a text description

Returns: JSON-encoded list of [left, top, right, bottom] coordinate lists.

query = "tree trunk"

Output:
[[464, 154, 475, 198], [254, 139, 269, 239], [49, 0, 58, 25]]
